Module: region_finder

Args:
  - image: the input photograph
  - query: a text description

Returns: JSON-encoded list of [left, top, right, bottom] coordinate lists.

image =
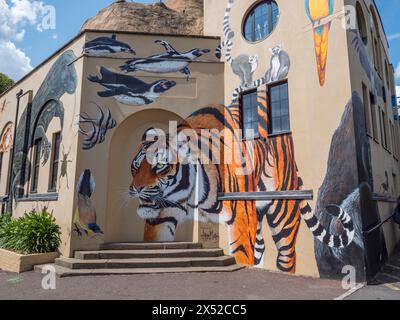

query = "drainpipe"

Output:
[[6, 89, 32, 214]]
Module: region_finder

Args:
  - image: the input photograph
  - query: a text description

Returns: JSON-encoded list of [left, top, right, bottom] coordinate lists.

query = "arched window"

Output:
[[0, 123, 13, 154], [243, 1, 279, 42], [370, 5, 383, 77], [356, 2, 368, 45]]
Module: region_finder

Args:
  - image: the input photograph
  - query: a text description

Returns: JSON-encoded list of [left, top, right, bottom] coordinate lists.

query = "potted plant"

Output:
[[0, 209, 61, 273]]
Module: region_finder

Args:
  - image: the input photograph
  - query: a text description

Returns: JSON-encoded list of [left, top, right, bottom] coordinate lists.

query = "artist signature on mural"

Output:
[[199, 227, 219, 243]]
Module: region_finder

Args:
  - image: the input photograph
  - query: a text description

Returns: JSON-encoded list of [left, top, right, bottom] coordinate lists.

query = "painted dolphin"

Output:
[[88, 67, 176, 106], [83, 34, 136, 56]]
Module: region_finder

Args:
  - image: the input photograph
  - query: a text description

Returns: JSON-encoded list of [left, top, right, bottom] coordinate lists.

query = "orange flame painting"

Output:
[[305, 0, 334, 86]]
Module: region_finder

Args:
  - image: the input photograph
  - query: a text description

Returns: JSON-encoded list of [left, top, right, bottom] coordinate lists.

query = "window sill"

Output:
[[267, 131, 292, 138], [241, 135, 261, 142], [17, 192, 59, 202]]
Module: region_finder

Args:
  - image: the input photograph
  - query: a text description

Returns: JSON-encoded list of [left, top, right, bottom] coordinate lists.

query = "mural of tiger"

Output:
[[129, 93, 355, 271], [129, 104, 260, 264]]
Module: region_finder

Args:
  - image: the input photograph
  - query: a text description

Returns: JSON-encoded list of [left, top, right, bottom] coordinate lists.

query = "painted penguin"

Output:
[[120, 40, 210, 80], [88, 67, 176, 106], [73, 170, 103, 237], [83, 34, 136, 56]]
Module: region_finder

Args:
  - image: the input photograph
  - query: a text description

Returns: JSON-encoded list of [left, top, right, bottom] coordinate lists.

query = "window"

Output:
[[240, 90, 259, 140], [0, 153, 3, 185], [48, 132, 61, 191], [31, 138, 42, 193], [379, 108, 388, 149], [370, 92, 379, 141], [390, 122, 396, 155], [385, 60, 390, 88], [356, 2, 368, 45], [362, 83, 372, 136], [5, 148, 12, 195], [269, 81, 290, 135], [243, 1, 279, 42], [371, 7, 383, 77]]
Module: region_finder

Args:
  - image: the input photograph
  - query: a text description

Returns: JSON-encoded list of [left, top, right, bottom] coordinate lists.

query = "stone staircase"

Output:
[[35, 242, 244, 277]]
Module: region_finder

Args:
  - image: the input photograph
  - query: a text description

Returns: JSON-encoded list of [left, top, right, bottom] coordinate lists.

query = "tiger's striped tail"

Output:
[[254, 219, 265, 267]]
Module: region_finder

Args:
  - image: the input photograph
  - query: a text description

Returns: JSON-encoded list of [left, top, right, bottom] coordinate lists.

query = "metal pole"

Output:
[[6, 89, 23, 214]]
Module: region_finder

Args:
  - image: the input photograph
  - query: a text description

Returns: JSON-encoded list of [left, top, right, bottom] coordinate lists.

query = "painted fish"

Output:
[[78, 103, 117, 150]]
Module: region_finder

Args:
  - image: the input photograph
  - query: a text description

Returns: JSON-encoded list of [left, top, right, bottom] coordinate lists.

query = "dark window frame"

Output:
[[240, 89, 260, 141], [0, 152, 3, 186], [48, 132, 61, 192], [356, 2, 368, 45], [243, 0, 279, 42], [30, 138, 42, 193], [268, 80, 291, 136], [5, 148, 12, 195]]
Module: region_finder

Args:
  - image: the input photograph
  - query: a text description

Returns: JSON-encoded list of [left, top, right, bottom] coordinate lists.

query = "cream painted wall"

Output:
[[0, 35, 86, 257], [205, 0, 354, 277], [71, 32, 224, 252], [346, 0, 400, 256]]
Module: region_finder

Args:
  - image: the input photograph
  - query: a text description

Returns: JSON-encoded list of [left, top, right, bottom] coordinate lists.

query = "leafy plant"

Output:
[[0, 217, 20, 251], [0, 213, 11, 228], [0, 73, 14, 95], [0, 210, 61, 254]]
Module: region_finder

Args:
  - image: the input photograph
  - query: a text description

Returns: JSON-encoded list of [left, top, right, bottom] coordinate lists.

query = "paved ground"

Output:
[[345, 249, 400, 300], [0, 268, 346, 300], [3, 246, 400, 300]]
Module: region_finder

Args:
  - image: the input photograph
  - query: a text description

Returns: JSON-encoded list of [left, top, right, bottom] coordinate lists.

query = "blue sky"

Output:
[[0, 0, 399, 85]]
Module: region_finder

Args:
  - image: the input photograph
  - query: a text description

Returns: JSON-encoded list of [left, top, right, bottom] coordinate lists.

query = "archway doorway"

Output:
[[105, 109, 194, 243]]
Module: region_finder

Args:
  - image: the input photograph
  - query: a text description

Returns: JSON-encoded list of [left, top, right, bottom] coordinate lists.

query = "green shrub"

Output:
[[0, 217, 19, 250], [0, 210, 61, 254], [0, 213, 11, 228]]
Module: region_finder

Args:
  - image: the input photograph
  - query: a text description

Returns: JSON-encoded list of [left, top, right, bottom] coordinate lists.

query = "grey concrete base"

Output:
[[100, 242, 203, 250], [74, 248, 224, 260], [39, 242, 241, 277], [55, 256, 236, 269], [34, 263, 245, 278]]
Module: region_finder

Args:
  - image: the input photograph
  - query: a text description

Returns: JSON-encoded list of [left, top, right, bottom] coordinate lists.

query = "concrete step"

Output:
[[100, 242, 203, 250], [75, 248, 224, 260], [56, 256, 236, 270], [34, 263, 246, 278]]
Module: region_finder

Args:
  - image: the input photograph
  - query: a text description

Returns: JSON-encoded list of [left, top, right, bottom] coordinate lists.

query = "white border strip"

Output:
[[334, 283, 366, 300]]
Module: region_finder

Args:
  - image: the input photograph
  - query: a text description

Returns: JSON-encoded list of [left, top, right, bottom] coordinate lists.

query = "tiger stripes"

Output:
[[253, 93, 354, 273], [133, 92, 354, 271]]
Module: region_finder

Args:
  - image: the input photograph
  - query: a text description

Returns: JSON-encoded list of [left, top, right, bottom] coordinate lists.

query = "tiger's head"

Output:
[[129, 128, 197, 222]]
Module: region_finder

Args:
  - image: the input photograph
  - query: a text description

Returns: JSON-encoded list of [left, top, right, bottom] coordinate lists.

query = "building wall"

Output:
[[346, 0, 400, 266], [0, 35, 85, 257], [0, 0, 397, 282], [71, 31, 224, 253], [202, 0, 384, 280]]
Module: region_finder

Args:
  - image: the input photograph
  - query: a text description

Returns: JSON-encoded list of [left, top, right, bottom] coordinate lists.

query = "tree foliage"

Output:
[[0, 73, 14, 95]]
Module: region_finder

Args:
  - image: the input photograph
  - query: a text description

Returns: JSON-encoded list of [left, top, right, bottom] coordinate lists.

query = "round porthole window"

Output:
[[243, 1, 279, 43]]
